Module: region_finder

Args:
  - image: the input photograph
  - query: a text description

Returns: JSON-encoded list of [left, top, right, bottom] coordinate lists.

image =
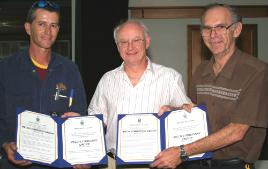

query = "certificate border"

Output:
[[116, 113, 161, 165], [16, 110, 58, 164], [15, 108, 108, 168], [62, 115, 107, 165], [161, 104, 213, 161], [115, 105, 213, 166]]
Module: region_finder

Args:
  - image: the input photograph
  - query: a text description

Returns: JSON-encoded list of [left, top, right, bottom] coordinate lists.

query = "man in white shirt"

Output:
[[88, 19, 191, 169]]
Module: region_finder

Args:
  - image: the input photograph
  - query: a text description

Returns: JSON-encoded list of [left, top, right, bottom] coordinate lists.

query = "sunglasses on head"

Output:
[[32, 0, 59, 10]]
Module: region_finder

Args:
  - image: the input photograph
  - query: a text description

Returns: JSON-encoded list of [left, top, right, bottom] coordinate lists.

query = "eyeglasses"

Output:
[[201, 22, 237, 37], [117, 38, 145, 48], [32, 0, 59, 10]]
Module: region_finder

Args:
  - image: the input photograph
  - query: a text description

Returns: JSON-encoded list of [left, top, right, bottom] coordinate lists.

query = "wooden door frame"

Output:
[[130, 6, 268, 19]]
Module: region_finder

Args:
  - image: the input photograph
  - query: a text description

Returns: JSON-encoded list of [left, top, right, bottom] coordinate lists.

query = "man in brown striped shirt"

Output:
[[151, 3, 268, 169]]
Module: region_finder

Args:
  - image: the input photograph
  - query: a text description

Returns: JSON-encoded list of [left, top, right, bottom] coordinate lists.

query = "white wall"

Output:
[[144, 19, 199, 88], [256, 161, 268, 169], [129, 1, 268, 169], [244, 18, 268, 63]]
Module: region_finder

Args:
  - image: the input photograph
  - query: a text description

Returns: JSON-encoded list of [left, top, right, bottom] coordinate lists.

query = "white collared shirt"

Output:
[[88, 58, 191, 152]]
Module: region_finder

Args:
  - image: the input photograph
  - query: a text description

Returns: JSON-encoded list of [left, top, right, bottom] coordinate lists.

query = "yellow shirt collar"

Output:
[[30, 57, 48, 69]]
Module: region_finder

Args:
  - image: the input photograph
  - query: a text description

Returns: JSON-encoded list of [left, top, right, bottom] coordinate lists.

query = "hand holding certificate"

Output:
[[163, 105, 212, 160], [16, 109, 107, 168], [116, 105, 212, 165]]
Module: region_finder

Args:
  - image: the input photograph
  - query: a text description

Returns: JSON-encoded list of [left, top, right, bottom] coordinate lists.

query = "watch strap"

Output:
[[179, 145, 189, 161]]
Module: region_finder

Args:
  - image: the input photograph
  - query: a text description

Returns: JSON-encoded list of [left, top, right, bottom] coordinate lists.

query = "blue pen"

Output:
[[69, 89, 74, 107]]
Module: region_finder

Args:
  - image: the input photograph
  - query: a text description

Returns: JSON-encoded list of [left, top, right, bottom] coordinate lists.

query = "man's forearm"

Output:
[[184, 123, 249, 156]]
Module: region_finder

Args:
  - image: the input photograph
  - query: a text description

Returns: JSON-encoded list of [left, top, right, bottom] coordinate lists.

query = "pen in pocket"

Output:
[[69, 89, 74, 107]]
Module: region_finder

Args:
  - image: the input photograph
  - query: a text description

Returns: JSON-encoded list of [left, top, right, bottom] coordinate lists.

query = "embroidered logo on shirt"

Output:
[[56, 83, 67, 91], [54, 83, 68, 100]]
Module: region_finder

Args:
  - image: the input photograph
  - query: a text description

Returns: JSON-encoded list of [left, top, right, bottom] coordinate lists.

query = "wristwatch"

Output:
[[179, 145, 189, 162]]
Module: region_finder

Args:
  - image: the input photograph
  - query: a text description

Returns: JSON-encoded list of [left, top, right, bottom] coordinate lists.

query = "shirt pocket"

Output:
[[49, 89, 70, 114]]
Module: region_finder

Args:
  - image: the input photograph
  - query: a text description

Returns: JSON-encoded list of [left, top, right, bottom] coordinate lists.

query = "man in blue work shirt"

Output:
[[0, 1, 89, 169]]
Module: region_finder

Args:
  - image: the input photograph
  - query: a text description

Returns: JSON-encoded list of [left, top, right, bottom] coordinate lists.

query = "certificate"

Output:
[[62, 116, 106, 165], [116, 105, 212, 165], [16, 111, 58, 164], [116, 114, 161, 165], [164, 105, 212, 160], [16, 109, 107, 168]]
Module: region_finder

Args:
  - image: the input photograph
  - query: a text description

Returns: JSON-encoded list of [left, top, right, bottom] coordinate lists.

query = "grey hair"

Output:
[[113, 19, 150, 43], [201, 3, 242, 26]]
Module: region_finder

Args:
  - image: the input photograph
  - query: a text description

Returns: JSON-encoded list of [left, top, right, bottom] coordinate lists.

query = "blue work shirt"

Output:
[[0, 49, 87, 169]]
